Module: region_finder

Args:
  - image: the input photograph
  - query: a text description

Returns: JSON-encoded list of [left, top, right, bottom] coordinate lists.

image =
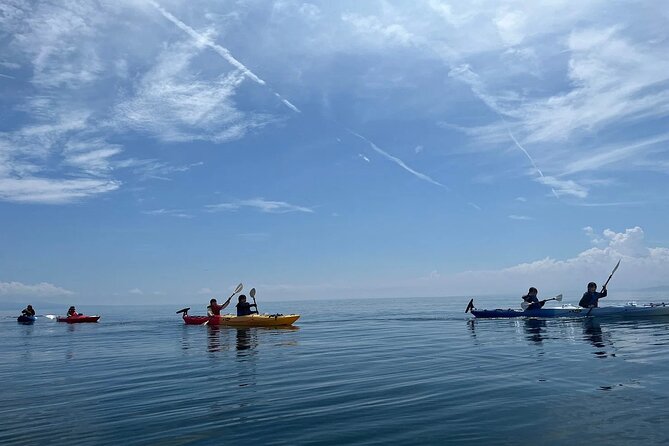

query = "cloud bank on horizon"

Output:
[[1, 1, 668, 301]]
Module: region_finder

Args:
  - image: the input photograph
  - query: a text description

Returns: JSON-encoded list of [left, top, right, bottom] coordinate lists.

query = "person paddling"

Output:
[[207, 297, 232, 316], [579, 282, 607, 308], [67, 306, 79, 317], [236, 295, 258, 316], [521, 287, 545, 311], [22, 304, 36, 317]]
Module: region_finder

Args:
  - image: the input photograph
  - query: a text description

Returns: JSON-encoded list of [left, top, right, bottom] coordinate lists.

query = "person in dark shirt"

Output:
[[522, 287, 545, 311], [207, 297, 232, 316], [579, 282, 608, 308], [22, 305, 36, 317], [67, 306, 79, 317], [236, 295, 257, 316]]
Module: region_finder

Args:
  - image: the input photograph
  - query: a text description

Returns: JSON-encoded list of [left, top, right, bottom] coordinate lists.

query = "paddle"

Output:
[[203, 283, 243, 325], [465, 299, 474, 313], [521, 294, 562, 310], [587, 260, 621, 316], [250, 287, 259, 314]]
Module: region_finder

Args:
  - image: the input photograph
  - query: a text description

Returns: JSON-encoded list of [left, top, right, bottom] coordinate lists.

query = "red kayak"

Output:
[[56, 315, 101, 323]]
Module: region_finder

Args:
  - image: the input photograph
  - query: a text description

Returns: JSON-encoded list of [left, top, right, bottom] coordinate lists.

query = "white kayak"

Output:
[[469, 302, 669, 319]]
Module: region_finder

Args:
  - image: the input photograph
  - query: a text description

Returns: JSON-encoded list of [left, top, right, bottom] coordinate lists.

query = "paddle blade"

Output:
[[43, 314, 57, 320], [465, 299, 474, 313], [521, 302, 530, 310], [250, 288, 256, 298], [555, 294, 563, 302], [176, 307, 190, 314], [234, 283, 243, 294], [612, 259, 621, 274]]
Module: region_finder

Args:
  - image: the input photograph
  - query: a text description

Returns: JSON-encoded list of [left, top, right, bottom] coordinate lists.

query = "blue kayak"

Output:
[[17, 315, 36, 324], [467, 300, 669, 319]]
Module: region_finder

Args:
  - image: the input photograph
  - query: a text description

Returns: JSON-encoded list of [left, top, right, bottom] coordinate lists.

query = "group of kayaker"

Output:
[[521, 282, 608, 311], [207, 295, 258, 317], [20, 305, 86, 317]]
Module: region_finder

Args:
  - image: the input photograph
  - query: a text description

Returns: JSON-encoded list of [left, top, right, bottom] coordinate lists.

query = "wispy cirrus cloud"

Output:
[[0, 177, 120, 204], [508, 214, 532, 221], [142, 208, 193, 219], [206, 198, 314, 214], [113, 40, 270, 143], [147, 0, 300, 113]]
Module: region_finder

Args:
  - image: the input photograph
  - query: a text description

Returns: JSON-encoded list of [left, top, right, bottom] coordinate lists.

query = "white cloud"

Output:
[[114, 41, 268, 143], [536, 176, 587, 199], [442, 226, 669, 295], [508, 214, 532, 220], [142, 208, 193, 218], [0, 177, 120, 204], [342, 13, 415, 47], [494, 9, 527, 46], [0, 281, 73, 296], [129, 288, 144, 295], [206, 198, 314, 214], [198, 287, 213, 295]]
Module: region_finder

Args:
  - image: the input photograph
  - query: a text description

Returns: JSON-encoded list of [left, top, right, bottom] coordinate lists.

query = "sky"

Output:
[[1, 0, 669, 305]]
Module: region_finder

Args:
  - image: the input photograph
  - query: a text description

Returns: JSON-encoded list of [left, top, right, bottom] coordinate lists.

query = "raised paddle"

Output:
[[250, 287, 259, 314], [587, 260, 621, 316], [521, 294, 563, 310], [602, 259, 621, 291], [465, 299, 474, 313], [203, 283, 243, 326]]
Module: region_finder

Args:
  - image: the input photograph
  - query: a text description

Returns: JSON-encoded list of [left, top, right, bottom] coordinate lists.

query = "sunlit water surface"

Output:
[[2, 296, 669, 445]]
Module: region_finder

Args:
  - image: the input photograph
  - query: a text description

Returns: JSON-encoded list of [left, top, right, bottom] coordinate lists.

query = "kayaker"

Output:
[[522, 287, 544, 311], [67, 306, 79, 317], [579, 282, 608, 308], [21, 305, 36, 317], [236, 295, 258, 316], [207, 297, 232, 316]]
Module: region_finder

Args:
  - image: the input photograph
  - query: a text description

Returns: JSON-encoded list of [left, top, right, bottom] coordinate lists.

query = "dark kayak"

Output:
[[17, 315, 36, 324], [467, 300, 669, 319]]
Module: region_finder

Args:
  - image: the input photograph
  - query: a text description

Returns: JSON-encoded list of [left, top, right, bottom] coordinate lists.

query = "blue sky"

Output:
[[1, 0, 669, 304]]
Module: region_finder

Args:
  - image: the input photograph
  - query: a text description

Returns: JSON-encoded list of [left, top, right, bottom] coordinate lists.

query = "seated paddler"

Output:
[[521, 287, 545, 311], [236, 295, 258, 316], [207, 297, 232, 316]]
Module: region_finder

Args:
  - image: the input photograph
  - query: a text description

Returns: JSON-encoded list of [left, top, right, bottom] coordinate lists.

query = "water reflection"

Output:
[[236, 328, 255, 352], [206, 325, 233, 353], [582, 319, 613, 358], [524, 318, 546, 345]]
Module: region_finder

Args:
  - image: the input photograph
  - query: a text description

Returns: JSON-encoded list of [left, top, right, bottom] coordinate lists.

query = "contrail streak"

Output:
[[500, 115, 559, 199], [148, 0, 300, 113], [348, 130, 447, 189]]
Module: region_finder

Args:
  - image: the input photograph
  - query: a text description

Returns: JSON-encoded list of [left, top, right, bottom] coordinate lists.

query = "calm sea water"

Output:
[[2, 296, 669, 445]]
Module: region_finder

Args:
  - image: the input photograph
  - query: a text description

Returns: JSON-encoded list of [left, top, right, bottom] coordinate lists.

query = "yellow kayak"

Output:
[[183, 313, 300, 327]]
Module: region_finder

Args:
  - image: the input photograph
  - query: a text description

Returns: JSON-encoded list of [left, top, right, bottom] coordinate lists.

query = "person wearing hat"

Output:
[[67, 306, 79, 317], [579, 282, 608, 308]]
